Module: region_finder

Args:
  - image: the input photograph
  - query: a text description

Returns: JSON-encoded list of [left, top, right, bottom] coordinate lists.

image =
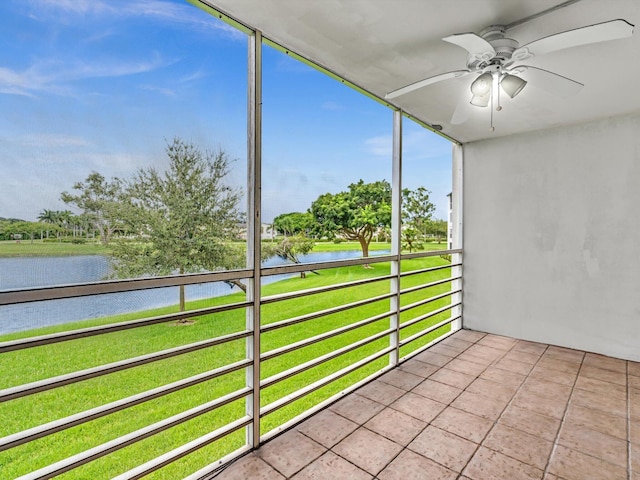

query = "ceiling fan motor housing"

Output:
[[467, 25, 519, 70]]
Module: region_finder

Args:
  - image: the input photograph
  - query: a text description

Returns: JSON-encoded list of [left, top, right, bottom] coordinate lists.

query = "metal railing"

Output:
[[0, 248, 462, 479]]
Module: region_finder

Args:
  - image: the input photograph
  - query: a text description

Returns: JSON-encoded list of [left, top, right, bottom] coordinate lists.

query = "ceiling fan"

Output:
[[385, 17, 634, 125]]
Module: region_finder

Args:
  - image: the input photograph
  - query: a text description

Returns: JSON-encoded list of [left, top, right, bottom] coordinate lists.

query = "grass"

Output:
[[0, 256, 453, 479], [0, 239, 109, 257]]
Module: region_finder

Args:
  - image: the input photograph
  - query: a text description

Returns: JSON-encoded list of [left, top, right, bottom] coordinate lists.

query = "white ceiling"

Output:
[[201, 0, 639, 144]]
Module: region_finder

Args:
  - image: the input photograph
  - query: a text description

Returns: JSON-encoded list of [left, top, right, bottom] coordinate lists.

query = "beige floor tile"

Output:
[[431, 406, 494, 443], [557, 422, 627, 467], [536, 356, 581, 375], [333, 428, 402, 476], [512, 340, 547, 356], [390, 391, 446, 423], [429, 343, 463, 358], [477, 334, 517, 350], [503, 350, 542, 365], [291, 451, 372, 480], [411, 378, 462, 404], [413, 350, 452, 367], [445, 357, 487, 376], [409, 425, 477, 472], [451, 390, 509, 420], [429, 367, 476, 389], [296, 409, 359, 448], [631, 420, 640, 445], [575, 375, 627, 400], [564, 403, 627, 440], [511, 389, 568, 419], [463, 446, 543, 480], [629, 361, 640, 377], [479, 366, 526, 387], [465, 344, 504, 362], [466, 377, 519, 403], [440, 336, 474, 353], [258, 431, 326, 477], [356, 379, 406, 405], [397, 359, 438, 378], [521, 376, 573, 402], [499, 405, 561, 441], [364, 407, 427, 445], [631, 388, 640, 420], [329, 393, 385, 424], [452, 329, 486, 343], [630, 374, 640, 390], [377, 448, 457, 480], [378, 367, 424, 390], [570, 388, 627, 417], [583, 352, 627, 373], [544, 346, 585, 363], [217, 453, 285, 480], [548, 445, 627, 480], [529, 364, 577, 386], [493, 357, 534, 375], [457, 350, 495, 366], [579, 365, 627, 386], [483, 423, 553, 470]]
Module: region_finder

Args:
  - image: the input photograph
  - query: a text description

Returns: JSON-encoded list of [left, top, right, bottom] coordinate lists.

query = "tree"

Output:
[[402, 187, 435, 239], [273, 212, 315, 237], [111, 138, 244, 312], [61, 173, 124, 245], [311, 179, 391, 260], [263, 235, 316, 278]]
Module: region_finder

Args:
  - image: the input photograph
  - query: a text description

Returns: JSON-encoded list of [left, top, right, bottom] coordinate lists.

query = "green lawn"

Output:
[[0, 256, 453, 479], [0, 240, 109, 257]]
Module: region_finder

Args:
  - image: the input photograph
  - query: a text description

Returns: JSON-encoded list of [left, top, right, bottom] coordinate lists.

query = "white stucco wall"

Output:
[[463, 112, 640, 361]]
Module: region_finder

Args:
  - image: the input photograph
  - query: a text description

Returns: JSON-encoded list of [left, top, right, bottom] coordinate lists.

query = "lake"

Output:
[[0, 250, 389, 335]]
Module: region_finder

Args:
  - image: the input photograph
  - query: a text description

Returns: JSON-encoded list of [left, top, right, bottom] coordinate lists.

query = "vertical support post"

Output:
[[451, 143, 463, 331], [390, 109, 402, 365], [246, 30, 262, 449]]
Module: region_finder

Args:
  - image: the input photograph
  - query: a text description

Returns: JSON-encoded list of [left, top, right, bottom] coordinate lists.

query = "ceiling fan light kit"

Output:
[[385, 6, 634, 130]]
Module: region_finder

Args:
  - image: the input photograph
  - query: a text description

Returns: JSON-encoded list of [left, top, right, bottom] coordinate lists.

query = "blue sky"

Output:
[[0, 0, 452, 223]]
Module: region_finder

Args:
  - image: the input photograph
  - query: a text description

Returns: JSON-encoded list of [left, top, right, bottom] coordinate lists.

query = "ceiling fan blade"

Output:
[[512, 19, 634, 61], [385, 70, 470, 99], [442, 33, 497, 62], [510, 66, 583, 97]]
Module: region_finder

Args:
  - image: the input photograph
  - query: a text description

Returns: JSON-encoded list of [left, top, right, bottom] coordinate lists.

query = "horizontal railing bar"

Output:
[[399, 315, 461, 347], [0, 359, 252, 452], [261, 273, 395, 305], [261, 345, 395, 418], [399, 275, 459, 296], [260, 364, 393, 443], [400, 248, 462, 260], [0, 301, 251, 353], [261, 311, 392, 362], [19, 387, 252, 480], [112, 416, 253, 480], [400, 262, 461, 278], [261, 326, 395, 388], [399, 289, 461, 314], [0, 330, 251, 403], [0, 268, 253, 306], [260, 254, 395, 276], [261, 292, 394, 333], [182, 445, 253, 480], [399, 302, 461, 331]]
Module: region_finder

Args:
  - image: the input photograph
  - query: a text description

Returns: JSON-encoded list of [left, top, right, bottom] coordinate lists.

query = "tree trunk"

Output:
[[179, 285, 185, 312], [359, 236, 372, 268]]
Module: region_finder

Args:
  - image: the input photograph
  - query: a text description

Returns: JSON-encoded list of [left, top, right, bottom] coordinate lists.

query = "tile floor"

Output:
[[213, 330, 640, 480]]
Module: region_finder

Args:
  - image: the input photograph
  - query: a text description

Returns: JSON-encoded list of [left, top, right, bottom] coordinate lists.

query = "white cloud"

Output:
[[364, 135, 392, 157], [26, 0, 243, 39], [15, 133, 92, 148]]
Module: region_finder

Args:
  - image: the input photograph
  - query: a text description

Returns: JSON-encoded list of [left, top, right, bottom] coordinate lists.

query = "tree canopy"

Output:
[[111, 138, 244, 311], [310, 179, 391, 258], [272, 212, 315, 237]]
